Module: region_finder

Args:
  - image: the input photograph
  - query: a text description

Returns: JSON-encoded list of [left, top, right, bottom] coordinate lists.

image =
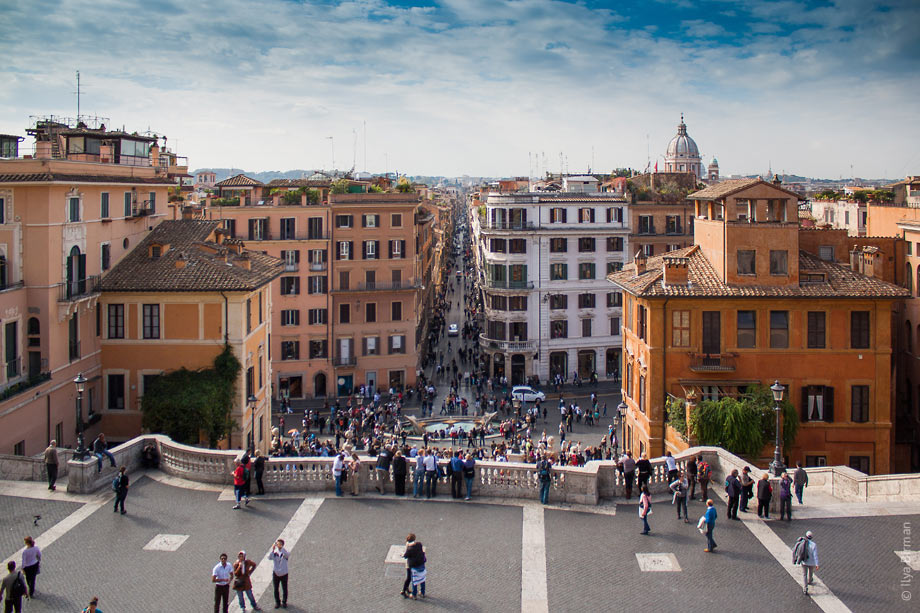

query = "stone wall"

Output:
[[0, 448, 72, 482]]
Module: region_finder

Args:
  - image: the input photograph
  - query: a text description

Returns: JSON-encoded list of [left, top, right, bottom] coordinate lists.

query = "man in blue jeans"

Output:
[[413, 450, 426, 497], [332, 452, 345, 496], [537, 456, 553, 504], [92, 433, 116, 473]]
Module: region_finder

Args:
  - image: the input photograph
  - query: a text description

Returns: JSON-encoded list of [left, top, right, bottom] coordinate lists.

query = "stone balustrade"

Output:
[[58, 435, 920, 505], [0, 448, 73, 482]]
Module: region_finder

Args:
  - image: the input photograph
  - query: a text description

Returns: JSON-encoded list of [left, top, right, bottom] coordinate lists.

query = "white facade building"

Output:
[[472, 192, 629, 385], [809, 199, 866, 236]]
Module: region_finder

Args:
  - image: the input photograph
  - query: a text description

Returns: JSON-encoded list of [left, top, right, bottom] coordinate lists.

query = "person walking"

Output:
[[779, 472, 793, 521], [20, 537, 40, 598], [212, 553, 233, 613], [393, 451, 408, 496], [81, 596, 102, 613], [402, 534, 426, 600], [450, 451, 464, 499], [232, 460, 247, 508], [798, 531, 819, 594], [702, 499, 718, 552], [0, 561, 27, 613], [756, 473, 773, 519], [267, 539, 289, 609], [462, 453, 476, 500], [793, 462, 809, 504], [232, 551, 261, 611], [740, 466, 755, 512], [669, 470, 689, 522], [113, 466, 129, 515], [725, 469, 741, 520], [92, 433, 117, 473], [332, 452, 345, 497], [44, 441, 58, 491], [253, 450, 266, 496], [537, 455, 553, 505], [638, 485, 652, 535]]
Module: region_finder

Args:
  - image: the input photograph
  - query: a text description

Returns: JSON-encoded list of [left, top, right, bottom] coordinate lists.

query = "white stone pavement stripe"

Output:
[[0, 479, 107, 503], [521, 504, 548, 613], [3, 499, 107, 568], [741, 517, 851, 613], [229, 495, 324, 612]]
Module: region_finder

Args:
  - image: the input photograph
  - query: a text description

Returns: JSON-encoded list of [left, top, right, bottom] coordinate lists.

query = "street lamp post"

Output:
[[248, 394, 257, 452], [770, 380, 786, 476], [617, 401, 627, 455], [73, 373, 88, 461]]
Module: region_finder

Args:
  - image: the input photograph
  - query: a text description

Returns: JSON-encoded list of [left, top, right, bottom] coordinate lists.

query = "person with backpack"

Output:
[[756, 473, 773, 518], [669, 469, 689, 522], [740, 466, 755, 512], [725, 469, 742, 520], [0, 560, 27, 613], [113, 466, 129, 515], [401, 533, 426, 600], [638, 485, 652, 535], [697, 456, 711, 501], [537, 455, 553, 505], [793, 531, 819, 594]]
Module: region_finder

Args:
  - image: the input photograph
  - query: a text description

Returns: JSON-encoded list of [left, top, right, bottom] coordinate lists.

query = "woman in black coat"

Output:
[[392, 451, 408, 496], [401, 533, 425, 598]]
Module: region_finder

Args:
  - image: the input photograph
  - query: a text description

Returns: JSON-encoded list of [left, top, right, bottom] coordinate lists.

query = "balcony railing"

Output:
[[688, 352, 737, 373], [334, 280, 421, 292], [478, 334, 536, 353], [333, 356, 357, 367], [283, 263, 299, 272], [5, 357, 21, 380], [483, 279, 534, 290], [309, 262, 328, 272], [58, 276, 101, 302], [483, 221, 535, 231], [0, 371, 51, 402]]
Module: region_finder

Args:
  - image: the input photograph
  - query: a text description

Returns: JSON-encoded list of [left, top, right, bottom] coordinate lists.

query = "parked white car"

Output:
[[511, 386, 545, 403], [447, 323, 459, 336]]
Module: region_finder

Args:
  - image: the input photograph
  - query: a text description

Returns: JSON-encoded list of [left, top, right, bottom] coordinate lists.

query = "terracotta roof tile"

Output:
[[265, 179, 331, 188], [215, 173, 263, 187], [100, 220, 284, 292], [689, 178, 802, 201], [0, 172, 175, 185], [608, 245, 909, 299]]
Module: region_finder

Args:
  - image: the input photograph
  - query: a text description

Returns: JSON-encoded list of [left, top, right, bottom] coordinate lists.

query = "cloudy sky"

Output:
[[1, 0, 918, 178]]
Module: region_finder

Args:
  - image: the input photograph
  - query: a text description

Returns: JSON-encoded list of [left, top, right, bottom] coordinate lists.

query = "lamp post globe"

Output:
[[247, 394, 257, 452], [73, 373, 88, 461], [617, 401, 628, 453], [770, 380, 786, 476]]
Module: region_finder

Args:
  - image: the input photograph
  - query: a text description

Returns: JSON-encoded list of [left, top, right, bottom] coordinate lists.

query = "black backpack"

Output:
[[792, 536, 808, 564], [9, 571, 26, 599]]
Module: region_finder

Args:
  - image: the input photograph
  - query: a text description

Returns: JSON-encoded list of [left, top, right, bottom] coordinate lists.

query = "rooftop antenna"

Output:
[[74, 70, 82, 120], [591, 146, 595, 174], [352, 128, 357, 173], [363, 120, 367, 173], [325, 136, 334, 173]]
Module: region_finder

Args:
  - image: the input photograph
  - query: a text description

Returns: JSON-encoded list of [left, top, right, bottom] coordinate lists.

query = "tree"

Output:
[[396, 178, 415, 193], [330, 179, 350, 194], [141, 345, 241, 447]]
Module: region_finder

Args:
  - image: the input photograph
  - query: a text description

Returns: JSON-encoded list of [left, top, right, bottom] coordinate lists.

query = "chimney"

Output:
[[181, 206, 194, 220], [272, 193, 280, 207], [662, 256, 689, 286], [149, 142, 160, 167], [174, 253, 187, 269], [634, 250, 647, 275], [35, 141, 52, 159], [850, 247, 859, 272], [234, 252, 251, 270], [99, 144, 114, 163]]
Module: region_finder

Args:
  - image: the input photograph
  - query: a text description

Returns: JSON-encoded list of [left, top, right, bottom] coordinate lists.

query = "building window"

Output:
[[308, 276, 326, 294], [848, 456, 870, 474], [142, 304, 160, 339], [391, 301, 402, 321], [578, 208, 595, 223], [281, 277, 300, 295], [582, 318, 592, 337], [335, 214, 353, 228], [642, 244, 654, 257], [578, 237, 596, 252], [638, 215, 655, 235], [107, 374, 125, 410], [339, 304, 350, 324], [802, 385, 834, 422], [578, 262, 595, 280], [609, 317, 620, 336], [281, 309, 301, 326], [490, 238, 507, 253], [550, 263, 568, 281], [365, 302, 376, 323], [307, 217, 324, 239], [247, 218, 269, 240], [391, 213, 402, 227], [606, 237, 623, 252], [68, 313, 79, 360], [363, 336, 380, 355], [148, 191, 156, 214], [770, 311, 788, 348], [549, 238, 567, 253], [850, 311, 870, 349], [389, 240, 405, 259], [638, 375, 646, 413], [68, 197, 80, 222], [509, 239, 526, 254], [550, 320, 568, 339], [337, 241, 352, 260], [279, 217, 296, 239], [736, 310, 756, 348], [281, 341, 300, 360], [362, 214, 380, 228], [577, 293, 595, 309], [606, 207, 623, 223], [509, 295, 527, 311], [807, 312, 826, 349], [770, 250, 788, 275], [626, 361, 633, 398], [101, 243, 111, 271], [550, 208, 567, 223], [818, 245, 835, 261], [363, 240, 378, 259], [737, 250, 755, 275], [851, 385, 869, 423], [246, 299, 252, 333], [107, 304, 124, 339], [309, 340, 328, 359], [123, 192, 133, 217], [665, 215, 682, 235], [549, 294, 567, 310], [637, 305, 647, 341], [388, 335, 406, 354], [307, 308, 326, 325], [607, 261, 623, 275], [606, 292, 622, 308], [100, 192, 109, 218], [246, 366, 254, 398]]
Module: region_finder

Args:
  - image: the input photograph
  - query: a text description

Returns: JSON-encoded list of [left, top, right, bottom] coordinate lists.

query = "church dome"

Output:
[[666, 116, 700, 158], [709, 157, 718, 167]]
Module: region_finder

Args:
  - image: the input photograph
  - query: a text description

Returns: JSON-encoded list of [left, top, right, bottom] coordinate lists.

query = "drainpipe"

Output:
[[219, 291, 229, 343]]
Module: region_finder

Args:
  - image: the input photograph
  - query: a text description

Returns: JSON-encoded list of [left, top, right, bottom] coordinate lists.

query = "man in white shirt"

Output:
[[211, 553, 232, 613], [267, 539, 290, 609], [333, 452, 345, 497], [423, 451, 438, 498], [664, 451, 679, 483]]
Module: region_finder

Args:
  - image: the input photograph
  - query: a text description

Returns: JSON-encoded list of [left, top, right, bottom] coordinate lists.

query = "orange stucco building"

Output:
[[609, 178, 909, 474], [98, 220, 283, 451]]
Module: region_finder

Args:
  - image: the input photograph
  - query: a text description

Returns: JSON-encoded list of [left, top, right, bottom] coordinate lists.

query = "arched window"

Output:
[[907, 320, 913, 354], [66, 246, 86, 298], [908, 263, 914, 295], [28, 317, 40, 336]]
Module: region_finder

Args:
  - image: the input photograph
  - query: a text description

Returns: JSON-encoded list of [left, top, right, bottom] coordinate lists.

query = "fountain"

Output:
[[404, 412, 499, 436]]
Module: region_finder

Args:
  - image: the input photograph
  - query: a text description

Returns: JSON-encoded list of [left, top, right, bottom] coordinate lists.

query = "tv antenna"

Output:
[[74, 71, 82, 120]]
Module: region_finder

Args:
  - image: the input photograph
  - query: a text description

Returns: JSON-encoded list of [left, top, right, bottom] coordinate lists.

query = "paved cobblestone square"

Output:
[[0, 495, 81, 562]]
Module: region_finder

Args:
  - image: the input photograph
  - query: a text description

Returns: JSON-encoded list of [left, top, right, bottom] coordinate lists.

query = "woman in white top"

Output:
[[639, 486, 652, 535]]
